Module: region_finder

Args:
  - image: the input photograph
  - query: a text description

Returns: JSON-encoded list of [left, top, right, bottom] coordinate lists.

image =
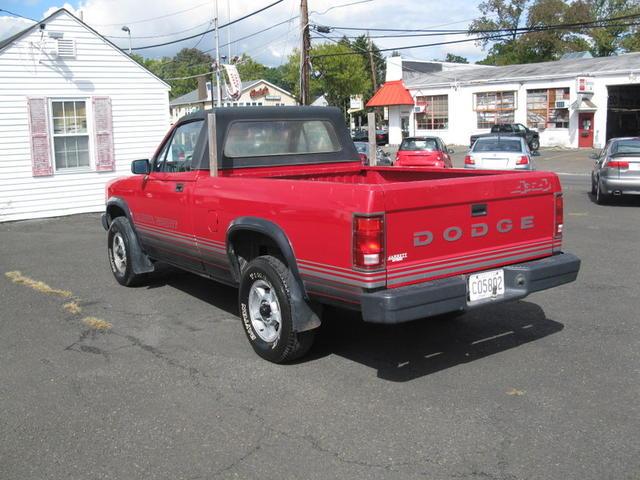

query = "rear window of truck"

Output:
[[224, 120, 341, 158]]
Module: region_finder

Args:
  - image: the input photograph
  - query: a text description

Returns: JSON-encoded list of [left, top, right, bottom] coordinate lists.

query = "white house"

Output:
[[371, 54, 640, 149], [0, 9, 170, 222], [169, 79, 296, 123]]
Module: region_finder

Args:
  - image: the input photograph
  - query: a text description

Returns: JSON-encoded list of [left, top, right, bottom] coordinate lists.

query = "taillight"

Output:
[[359, 153, 368, 164], [353, 215, 384, 270], [555, 193, 563, 237], [464, 155, 475, 165], [607, 160, 629, 169], [516, 155, 529, 165]]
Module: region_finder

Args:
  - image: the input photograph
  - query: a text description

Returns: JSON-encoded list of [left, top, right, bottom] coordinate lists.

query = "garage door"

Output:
[[607, 84, 640, 140]]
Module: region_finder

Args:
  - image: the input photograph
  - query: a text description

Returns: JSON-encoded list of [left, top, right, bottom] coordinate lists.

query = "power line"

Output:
[[0, 8, 38, 23], [105, 20, 213, 39], [310, 14, 640, 58], [90, 2, 211, 27], [130, 0, 284, 51]]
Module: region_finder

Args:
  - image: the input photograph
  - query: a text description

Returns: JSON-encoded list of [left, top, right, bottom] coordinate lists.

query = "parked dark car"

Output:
[[591, 137, 640, 204], [375, 129, 388, 146], [470, 124, 540, 151], [351, 129, 368, 142], [354, 141, 393, 165]]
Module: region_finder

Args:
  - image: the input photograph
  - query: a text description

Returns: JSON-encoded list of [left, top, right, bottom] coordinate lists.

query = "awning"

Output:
[[572, 97, 598, 112], [366, 80, 414, 107]]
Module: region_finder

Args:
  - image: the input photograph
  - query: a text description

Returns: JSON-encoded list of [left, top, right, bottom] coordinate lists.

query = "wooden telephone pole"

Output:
[[299, 0, 310, 105], [367, 32, 377, 92]]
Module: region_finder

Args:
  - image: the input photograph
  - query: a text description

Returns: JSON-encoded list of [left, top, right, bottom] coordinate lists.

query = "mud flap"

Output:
[[287, 268, 322, 332]]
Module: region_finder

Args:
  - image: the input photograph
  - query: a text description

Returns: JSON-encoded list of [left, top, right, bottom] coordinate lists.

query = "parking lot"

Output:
[[1, 148, 639, 480]]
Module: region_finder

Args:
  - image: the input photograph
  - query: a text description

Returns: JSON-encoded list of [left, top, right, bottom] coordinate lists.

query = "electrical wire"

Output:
[[105, 20, 213, 39], [90, 2, 211, 27], [0, 8, 38, 23], [130, 0, 284, 51]]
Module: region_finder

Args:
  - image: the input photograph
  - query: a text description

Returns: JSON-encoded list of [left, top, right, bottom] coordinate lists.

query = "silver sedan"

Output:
[[465, 136, 534, 170], [591, 137, 640, 204]]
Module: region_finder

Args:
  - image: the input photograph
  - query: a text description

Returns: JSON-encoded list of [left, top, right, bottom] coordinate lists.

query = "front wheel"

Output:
[[107, 217, 147, 286], [238, 256, 316, 363]]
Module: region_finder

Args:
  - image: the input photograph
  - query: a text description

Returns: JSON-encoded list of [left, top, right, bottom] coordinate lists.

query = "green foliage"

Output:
[[444, 53, 470, 63], [235, 54, 268, 81], [471, 0, 640, 64]]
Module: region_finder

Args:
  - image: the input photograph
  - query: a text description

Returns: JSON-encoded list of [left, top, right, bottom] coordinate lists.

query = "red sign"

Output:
[[250, 86, 269, 99]]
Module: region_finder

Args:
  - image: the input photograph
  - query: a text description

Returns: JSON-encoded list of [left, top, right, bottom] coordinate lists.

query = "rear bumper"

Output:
[[600, 176, 640, 195], [360, 252, 580, 324]]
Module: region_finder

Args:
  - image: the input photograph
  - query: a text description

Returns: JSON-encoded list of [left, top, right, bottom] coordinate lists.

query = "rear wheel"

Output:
[[596, 181, 609, 205], [530, 138, 540, 151], [239, 255, 316, 363]]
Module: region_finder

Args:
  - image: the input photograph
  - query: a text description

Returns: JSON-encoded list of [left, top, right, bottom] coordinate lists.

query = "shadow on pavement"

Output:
[[310, 300, 563, 382]]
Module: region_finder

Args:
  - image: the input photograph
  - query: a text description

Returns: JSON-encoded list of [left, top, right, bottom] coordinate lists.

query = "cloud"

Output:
[[1, 0, 486, 64], [0, 16, 35, 43]]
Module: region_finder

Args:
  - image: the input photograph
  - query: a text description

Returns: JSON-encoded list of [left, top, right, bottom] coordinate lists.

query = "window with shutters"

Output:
[[474, 91, 517, 128], [50, 100, 91, 170]]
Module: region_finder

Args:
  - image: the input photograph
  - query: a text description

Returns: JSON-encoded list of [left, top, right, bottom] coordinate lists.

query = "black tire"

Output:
[[596, 181, 609, 205], [238, 255, 316, 363], [530, 138, 540, 151], [107, 217, 147, 287], [591, 176, 597, 195]]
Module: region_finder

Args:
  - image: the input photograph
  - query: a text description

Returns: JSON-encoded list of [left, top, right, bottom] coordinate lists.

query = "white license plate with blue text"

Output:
[[468, 269, 505, 302]]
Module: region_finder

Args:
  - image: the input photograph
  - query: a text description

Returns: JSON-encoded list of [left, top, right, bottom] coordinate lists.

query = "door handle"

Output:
[[175, 183, 184, 192]]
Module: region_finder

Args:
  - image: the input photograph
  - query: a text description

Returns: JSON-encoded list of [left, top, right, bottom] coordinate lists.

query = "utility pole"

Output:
[[214, 0, 223, 108], [226, 0, 231, 61], [299, 0, 310, 105], [367, 31, 377, 92]]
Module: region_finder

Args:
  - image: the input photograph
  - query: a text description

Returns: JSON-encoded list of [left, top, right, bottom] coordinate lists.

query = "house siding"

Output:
[[0, 11, 170, 222]]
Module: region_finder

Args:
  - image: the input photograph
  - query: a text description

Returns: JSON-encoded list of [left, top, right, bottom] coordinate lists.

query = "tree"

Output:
[[235, 54, 267, 81], [580, 0, 640, 56], [469, 0, 529, 46], [444, 53, 469, 63]]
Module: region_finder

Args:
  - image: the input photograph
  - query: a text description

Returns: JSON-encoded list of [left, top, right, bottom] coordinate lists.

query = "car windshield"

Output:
[[612, 140, 640, 156], [354, 142, 368, 154], [473, 138, 523, 153], [400, 138, 438, 151]]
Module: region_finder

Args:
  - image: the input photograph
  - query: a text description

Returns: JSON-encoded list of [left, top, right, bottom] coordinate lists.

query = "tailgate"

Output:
[[382, 172, 561, 288]]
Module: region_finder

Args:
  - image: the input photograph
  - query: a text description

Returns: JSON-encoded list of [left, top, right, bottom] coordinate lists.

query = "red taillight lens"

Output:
[[607, 160, 629, 169], [555, 193, 563, 237], [464, 155, 475, 165], [353, 215, 384, 270], [516, 155, 529, 165], [359, 153, 367, 164]]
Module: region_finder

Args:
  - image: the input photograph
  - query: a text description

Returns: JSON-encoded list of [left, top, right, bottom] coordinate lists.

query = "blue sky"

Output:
[[0, 0, 486, 65]]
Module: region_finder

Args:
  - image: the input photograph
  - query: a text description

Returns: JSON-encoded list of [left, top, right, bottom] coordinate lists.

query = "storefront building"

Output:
[[378, 54, 640, 148]]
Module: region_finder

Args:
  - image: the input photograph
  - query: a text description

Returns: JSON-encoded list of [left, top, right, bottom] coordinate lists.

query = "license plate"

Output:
[[468, 269, 505, 302], [629, 163, 640, 171]]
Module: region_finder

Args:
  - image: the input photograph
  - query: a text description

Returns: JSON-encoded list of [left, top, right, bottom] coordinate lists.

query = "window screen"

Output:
[[224, 120, 341, 158]]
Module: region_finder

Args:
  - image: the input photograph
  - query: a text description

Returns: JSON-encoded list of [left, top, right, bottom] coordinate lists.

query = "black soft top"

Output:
[[177, 106, 359, 170]]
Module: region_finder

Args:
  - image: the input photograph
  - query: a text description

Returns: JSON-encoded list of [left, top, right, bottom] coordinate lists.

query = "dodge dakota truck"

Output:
[[470, 123, 540, 151], [102, 107, 580, 363]]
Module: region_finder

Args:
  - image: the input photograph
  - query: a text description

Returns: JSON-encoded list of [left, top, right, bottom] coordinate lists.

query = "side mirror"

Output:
[[131, 159, 150, 175], [448, 148, 455, 154]]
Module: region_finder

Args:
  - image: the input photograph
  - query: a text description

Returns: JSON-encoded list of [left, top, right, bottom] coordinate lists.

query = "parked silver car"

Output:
[[465, 136, 534, 170], [591, 137, 640, 204]]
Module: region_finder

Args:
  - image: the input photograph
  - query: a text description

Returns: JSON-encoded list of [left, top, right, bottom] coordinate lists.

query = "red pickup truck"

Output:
[[102, 107, 580, 363]]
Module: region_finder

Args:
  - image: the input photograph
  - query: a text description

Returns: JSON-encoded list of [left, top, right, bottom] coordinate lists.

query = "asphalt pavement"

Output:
[[1, 150, 639, 479]]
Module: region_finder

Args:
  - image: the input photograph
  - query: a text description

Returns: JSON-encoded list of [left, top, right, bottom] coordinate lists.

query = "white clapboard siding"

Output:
[[0, 9, 170, 222]]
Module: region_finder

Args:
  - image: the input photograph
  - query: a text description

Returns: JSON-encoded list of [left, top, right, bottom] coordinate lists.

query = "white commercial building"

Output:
[[0, 9, 170, 222], [373, 54, 640, 149]]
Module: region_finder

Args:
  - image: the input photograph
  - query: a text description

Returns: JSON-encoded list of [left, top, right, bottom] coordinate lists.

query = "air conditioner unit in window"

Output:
[[56, 39, 76, 58], [413, 105, 425, 113], [555, 100, 568, 109]]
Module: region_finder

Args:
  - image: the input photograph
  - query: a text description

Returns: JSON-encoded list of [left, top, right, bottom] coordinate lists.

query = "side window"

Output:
[[154, 120, 203, 173]]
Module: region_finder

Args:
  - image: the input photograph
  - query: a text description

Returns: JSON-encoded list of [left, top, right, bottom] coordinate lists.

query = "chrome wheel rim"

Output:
[[248, 279, 281, 343], [112, 232, 127, 274]]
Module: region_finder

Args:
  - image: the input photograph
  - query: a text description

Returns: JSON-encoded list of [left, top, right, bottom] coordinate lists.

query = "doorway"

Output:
[[607, 84, 640, 140], [578, 112, 594, 148]]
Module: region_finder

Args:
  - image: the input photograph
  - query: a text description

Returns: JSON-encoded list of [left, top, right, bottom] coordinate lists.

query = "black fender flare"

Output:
[[104, 197, 154, 275], [227, 217, 321, 332]]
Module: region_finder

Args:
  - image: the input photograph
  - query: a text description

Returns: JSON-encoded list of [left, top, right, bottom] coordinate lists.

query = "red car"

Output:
[[102, 107, 580, 363], [395, 136, 453, 168]]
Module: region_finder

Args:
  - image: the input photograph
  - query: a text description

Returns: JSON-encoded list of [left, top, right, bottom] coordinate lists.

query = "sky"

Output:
[[0, 0, 487, 66]]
